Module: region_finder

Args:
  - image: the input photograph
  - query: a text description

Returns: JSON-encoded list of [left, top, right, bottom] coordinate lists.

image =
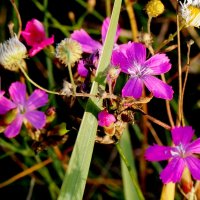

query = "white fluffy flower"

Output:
[[0, 34, 27, 71]]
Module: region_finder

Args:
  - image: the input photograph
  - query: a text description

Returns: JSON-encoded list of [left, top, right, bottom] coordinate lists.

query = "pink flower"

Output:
[[145, 126, 200, 183], [21, 19, 54, 57], [112, 42, 174, 100], [98, 110, 116, 127], [0, 82, 48, 138], [71, 17, 120, 77]]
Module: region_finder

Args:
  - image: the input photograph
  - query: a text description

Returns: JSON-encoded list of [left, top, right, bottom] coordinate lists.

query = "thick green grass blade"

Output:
[[57, 1, 122, 200], [120, 127, 144, 200]]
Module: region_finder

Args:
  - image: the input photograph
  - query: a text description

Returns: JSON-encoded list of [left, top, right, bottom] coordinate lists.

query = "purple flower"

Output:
[[71, 17, 120, 77], [145, 126, 200, 183], [21, 19, 54, 57], [98, 110, 116, 127], [0, 82, 48, 138], [112, 42, 174, 100]]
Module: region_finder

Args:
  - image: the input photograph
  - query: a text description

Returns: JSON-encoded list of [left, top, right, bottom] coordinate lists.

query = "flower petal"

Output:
[[71, 29, 102, 54], [145, 144, 172, 161], [186, 138, 200, 154], [101, 17, 120, 44], [21, 19, 46, 46], [25, 110, 46, 129], [126, 42, 146, 64], [185, 156, 200, 180], [122, 78, 143, 98], [171, 126, 194, 146], [144, 53, 171, 75], [29, 36, 54, 57], [0, 91, 16, 114], [160, 157, 185, 183], [77, 60, 88, 77], [25, 89, 48, 111], [4, 115, 23, 138], [142, 75, 174, 100], [9, 82, 26, 105], [111, 50, 131, 73]]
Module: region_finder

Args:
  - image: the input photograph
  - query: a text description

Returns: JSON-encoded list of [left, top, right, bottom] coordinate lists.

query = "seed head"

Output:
[[0, 34, 27, 71], [55, 38, 82, 67]]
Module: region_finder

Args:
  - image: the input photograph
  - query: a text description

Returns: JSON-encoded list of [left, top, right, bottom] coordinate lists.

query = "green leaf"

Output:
[[57, 1, 122, 199], [120, 127, 143, 200]]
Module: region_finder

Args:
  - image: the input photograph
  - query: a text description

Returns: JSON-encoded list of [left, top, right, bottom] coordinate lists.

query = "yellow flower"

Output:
[[146, 0, 165, 18], [180, 0, 200, 28], [0, 34, 27, 71], [55, 38, 82, 67]]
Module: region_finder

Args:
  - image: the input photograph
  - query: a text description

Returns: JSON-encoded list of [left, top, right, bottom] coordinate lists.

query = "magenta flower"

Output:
[[0, 82, 48, 138], [145, 126, 200, 183], [112, 42, 174, 100], [21, 19, 54, 57], [71, 17, 120, 77], [98, 110, 116, 127]]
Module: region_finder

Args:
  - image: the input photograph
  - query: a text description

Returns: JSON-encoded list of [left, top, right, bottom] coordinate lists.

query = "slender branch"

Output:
[[161, 74, 175, 127], [124, 0, 138, 41], [145, 114, 171, 130], [10, 0, 22, 38]]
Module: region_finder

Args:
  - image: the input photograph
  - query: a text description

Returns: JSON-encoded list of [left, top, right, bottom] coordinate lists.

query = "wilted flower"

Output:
[[21, 19, 54, 56], [146, 0, 165, 18], [0, 82, 48, 138], [55, 38, 82, 67], [145, 126, 200, 183], [0, 34, 27, 71], [112, 42, 174, 100], [179, 0, 200, 28], [98, 110, 116, 127]]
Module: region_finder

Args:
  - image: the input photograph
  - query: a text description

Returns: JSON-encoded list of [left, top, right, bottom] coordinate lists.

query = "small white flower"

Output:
[[180, 0, 200, 28], [0, 34, 27, 71]]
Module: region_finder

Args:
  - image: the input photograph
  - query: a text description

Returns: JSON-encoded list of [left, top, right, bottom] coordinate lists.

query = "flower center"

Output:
[[18, 104, 26, 114], [127, 62, 152, 78], [170, 143, 186, 158], [186, 5, 200, 27]]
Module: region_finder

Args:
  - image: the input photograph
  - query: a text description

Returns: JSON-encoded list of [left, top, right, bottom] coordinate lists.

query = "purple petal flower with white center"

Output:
[[145, 126, 200, 183], [71, 17, 120, 77], [0, 82, 48, 138], [112, 42, 174, 100], [98, 110, 116, 127]]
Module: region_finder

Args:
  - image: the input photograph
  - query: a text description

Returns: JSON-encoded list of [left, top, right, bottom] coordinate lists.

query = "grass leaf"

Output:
[[57, 0, 122, 199]]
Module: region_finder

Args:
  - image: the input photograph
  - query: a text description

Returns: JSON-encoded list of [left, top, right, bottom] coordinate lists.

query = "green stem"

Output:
[[116, 143, 145, 200], [67, 64, 76, 95], [155, 23, 185, 53], [19, 65, 60, 95]]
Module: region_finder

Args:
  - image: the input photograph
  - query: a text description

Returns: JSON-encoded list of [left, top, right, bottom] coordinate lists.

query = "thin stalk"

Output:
[[181, 40, 193, 126], [106, 0, 111, 17], [145, 114, 171, 130], [124, 0, 138, 41], [116, 143, 145, 200], [67, 64, 76, 95], [177, 14, 183, 126], [10, 0, 22, 38], [19, 64, 60, 95], [147, 16, 152, 36], [155, 23, 185, 53], [161, 74, 175, 127]]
